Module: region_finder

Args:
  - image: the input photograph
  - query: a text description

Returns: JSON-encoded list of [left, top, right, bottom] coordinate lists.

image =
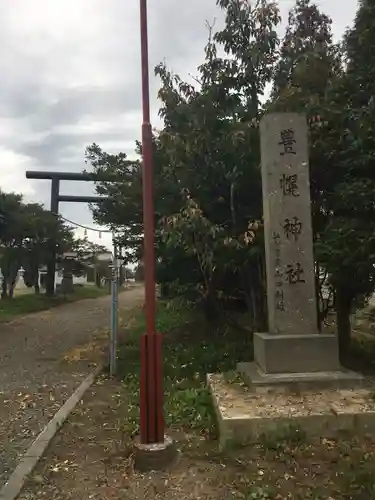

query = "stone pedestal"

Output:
[[238, 113, 363, 390], [254, 332, 340, 373], [238, 361, 364, 392], [208, 373, 375, 450], [239, 332, 363, 391]]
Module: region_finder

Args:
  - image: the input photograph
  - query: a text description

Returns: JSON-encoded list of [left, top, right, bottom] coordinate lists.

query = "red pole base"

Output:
[[140, 333, 164, 443]]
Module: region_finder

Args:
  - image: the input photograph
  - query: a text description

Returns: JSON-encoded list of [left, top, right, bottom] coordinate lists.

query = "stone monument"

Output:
[[239, 113, 362, 388]]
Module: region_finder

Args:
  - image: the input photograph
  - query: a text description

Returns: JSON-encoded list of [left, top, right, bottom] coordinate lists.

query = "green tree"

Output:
[[22, 203, 74, 293], [71, 237, 111, 288], [0, 189, 74, 298], [270, 0, 375, 356], [268, 0, 343, 328], [85, 143, 143, 264], [72, 237, 109, 261], [0, 191, 26, 298], [154, 0, 280, 325], [271, 0, 341, 102], [88, 0, 281, 329], [316, 0, 375, 355], [87, 0, 375, 354]]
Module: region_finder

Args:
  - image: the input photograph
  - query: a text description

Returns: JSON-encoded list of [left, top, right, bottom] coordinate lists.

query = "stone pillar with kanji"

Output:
[[262, 113, 317, 338], [238, 113, 362, 388]]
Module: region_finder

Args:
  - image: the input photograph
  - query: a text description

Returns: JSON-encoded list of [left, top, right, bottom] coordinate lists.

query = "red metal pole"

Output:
[[139, 0, 164, 445], [140, 0, 156, 339]]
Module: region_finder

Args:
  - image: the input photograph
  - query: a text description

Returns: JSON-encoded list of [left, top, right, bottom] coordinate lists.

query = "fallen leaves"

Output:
[[63, 341, 102, 362], [49, 460, 78, 473]]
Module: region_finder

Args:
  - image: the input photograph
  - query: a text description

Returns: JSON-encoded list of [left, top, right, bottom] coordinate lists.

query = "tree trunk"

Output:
[[336, 286, 352, 359], [315, 272, 322, 332], [250, 286, 258, 329], [33, 269, 40, 294], [1, 278, 7, 299], [203, 278, 221, 328], [9, 281, 15, 299], [95, 273, 102, 288]]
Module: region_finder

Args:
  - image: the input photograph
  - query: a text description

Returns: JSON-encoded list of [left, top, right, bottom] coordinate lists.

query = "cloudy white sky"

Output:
[[0, 0, 358, 250]]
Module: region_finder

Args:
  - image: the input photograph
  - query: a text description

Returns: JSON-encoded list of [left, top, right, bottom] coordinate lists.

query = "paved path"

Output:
[[0, 286, 144, 487]]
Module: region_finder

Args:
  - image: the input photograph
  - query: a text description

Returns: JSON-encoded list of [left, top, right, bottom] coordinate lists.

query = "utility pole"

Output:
[[109, 239, 119, 377]]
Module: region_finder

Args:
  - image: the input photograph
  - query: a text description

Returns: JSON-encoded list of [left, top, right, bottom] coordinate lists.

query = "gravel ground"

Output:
[[18, 376, 375, 500], [0, 285, 144, 487]]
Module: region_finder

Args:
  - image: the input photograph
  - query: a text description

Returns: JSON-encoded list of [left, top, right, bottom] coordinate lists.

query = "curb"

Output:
[[0, 365, 103, 500]]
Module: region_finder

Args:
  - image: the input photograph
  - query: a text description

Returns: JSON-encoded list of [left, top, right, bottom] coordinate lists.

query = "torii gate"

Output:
[[25, 170, 110, 296]]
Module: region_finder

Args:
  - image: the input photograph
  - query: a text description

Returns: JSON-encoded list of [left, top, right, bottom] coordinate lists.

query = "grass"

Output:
[[116, 298, 375, 499], [117, 299, 253, 437], [0, 285, 110, 323]]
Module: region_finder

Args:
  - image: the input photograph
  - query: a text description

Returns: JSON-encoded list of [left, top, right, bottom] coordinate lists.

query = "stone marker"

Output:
[[261, 113, 317, 337], [238, 113, 363, 387]]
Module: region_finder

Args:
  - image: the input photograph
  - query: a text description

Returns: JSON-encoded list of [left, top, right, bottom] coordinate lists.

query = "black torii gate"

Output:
[[26, 170, 110, 296]]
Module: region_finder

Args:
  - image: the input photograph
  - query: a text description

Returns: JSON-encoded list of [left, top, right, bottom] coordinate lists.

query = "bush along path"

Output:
[[16, 299, 375, 500], [0, 285, 144, 489]]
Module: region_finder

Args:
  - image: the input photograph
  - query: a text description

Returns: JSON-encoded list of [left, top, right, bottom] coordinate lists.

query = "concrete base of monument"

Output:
[[238, 362, 365, 392], [133, 435, 178, 472], [254, 332, 342, 373], [207, 373, 375, 450], [250, 331, 365, 391]]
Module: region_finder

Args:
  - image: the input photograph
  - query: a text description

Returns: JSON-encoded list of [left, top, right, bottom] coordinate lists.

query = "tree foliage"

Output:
[[0, 190, 74, 298], [87, 0, 375, 355], [71, 237, 112, 287]]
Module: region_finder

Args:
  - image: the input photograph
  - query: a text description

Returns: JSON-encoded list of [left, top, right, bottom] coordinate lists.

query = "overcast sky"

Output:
[[0, 0, 358, 251]]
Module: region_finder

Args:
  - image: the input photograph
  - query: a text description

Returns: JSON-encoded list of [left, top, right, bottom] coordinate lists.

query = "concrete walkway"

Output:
[[0, 286, 144, 487]]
